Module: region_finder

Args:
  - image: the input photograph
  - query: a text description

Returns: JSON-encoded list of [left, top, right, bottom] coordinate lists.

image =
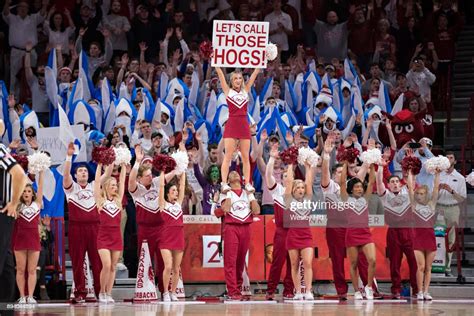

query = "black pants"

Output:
[[0, 214, 15, 302]]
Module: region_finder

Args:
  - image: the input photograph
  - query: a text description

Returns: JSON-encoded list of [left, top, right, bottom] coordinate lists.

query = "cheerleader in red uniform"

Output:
[[13, 171, 44, 304], [159, 171, 186, 302], [93, 163, 127, 304], [340, 162, 377, 300], [215, 67, 260, 193], [407, 169, 440, 301], [283, 162, 316, 301]]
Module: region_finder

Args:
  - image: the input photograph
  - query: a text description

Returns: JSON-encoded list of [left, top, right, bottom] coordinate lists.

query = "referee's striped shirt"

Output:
[[0, 144, 17, 209]]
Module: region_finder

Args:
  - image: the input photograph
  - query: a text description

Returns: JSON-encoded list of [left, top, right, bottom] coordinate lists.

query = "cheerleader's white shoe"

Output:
[[354, 291, 364, 300], [293, 293, 304, 300]]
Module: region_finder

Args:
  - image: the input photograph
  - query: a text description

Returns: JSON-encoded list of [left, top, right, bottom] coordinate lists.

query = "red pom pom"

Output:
[[11, 154, 28, 172], [280, 146, 299, 165], [199, 40, 213, 60], [152, 154, 177, 173], [401, 156, 422, 175], [92, 146, 116, 165], [336, 146, 360, 163]]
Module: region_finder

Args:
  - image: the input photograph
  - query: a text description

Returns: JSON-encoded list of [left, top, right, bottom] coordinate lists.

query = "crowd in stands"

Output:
[[0, 0, 469, 292]]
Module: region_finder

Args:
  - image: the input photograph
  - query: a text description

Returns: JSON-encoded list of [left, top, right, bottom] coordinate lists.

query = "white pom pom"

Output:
[[424, 155, 450, 174], [27, 152, 51, 173], [360, 149, 382, 165], [171, 150, 189, 175], [265, 43, 278, 61], [466, 171, 474, 186], [298, 147, 320, 167], [114, 147, 132, 165]]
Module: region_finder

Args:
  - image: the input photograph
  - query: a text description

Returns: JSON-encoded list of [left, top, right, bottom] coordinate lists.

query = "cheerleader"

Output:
[[215, 67, 260, 193], [283, 162, 315, 301], [13, 171, 44, 304], [407, 169, 440, 301], [220, 171, 260, 301], [93, 163, 127, 303], [159, 171, 186, 302], [340, 162, 376, 300]]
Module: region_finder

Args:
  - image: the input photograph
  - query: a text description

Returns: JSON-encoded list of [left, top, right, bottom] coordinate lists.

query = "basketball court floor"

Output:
[[3, 298, 474, 315]]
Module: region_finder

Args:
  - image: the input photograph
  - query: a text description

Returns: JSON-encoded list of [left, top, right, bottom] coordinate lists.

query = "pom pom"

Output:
[[280, 146, 299, 165], [466, 171, 474, 186], [92, 146, 116, 166], [199, 40, 213, 60], [424, 155, 450, 174], [11, 154, 28, 172], [360, 148, 382, 165], [336, 147, 360, 164], [401, 156, 422, 175], [152, 154, 177, 173], [265, 42, 278, 61], [171, 150, 189, 175], [27, 152, 51, 173], [113, 147, 132, 166], [298, 147, 321, 167]]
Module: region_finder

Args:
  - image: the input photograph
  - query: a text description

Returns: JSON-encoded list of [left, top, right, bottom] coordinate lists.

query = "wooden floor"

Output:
[[4, 299, 474, 315]]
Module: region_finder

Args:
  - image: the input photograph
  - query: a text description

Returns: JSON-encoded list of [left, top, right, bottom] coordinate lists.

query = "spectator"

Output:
[[397, 16, 422, 72], [130, 4, 165, 63], [406, 57, 436, 103], [2, 0, 47, 97], [72, 1, 103, 50], [313, 11, 348, 62], [383, 58, 397, 86], [131, 120, 154, 151], [103, 0, 131, 57], [301, 0, 323, 47], [24, 43, 49, 127], [431, 14, 457, 72], [44, 7, 76, 56], [373, 19, 397, 66], [265, 0, 293, 62], [75, 27, 113, 78], [348, 5, 377, 74]]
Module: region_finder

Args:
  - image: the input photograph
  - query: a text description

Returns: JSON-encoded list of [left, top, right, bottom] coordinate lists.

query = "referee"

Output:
[[0, 119, 28, 302]]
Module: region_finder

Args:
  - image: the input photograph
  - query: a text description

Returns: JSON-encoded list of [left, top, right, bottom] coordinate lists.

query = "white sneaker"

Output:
[[354, 291, 364, 300], [17, 297, 27, 304], [304, 291, 314, 301], [116, 263, 127, 271], [221, 183, 231, 193], [293, 293, 304, 300], [106, 294, 115, 303], [98, 293, 108, 304], [162, 292, 171, 302], [27, 296, 37, 304], [364, 286, 374, 300], [245, 183, 255, 193], [423, 292, 432, 300], [171, 293, 179, 301], [416, 292, 424, 300]]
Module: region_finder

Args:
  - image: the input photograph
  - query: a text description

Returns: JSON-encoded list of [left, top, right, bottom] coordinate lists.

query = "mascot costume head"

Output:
[[378, 109, 425, 149]]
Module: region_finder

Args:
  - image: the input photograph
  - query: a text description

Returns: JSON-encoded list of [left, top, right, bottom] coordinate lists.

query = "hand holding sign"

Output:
[[212, 20, 270, 69]]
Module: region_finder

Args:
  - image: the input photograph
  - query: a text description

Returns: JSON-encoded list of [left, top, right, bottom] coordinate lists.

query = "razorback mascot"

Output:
[[378, 109, 425, 149]]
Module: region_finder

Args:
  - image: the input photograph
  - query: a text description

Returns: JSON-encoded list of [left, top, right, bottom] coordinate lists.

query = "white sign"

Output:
[[36, 125, 86, 165], [212, 20, 269, 68], [202, 235, 224, 268]]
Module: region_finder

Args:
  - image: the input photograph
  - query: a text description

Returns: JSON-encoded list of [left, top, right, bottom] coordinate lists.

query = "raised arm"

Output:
[[340, 162, 348, 201], [215, 67, 229, 95], [94, 163, 103, 204], [305, 163, 315, 199], [35, 170, 45, 208], [3, 0, 10, 17], [406, 171, 415, 205], [376, 162, 386, 196], [24, 43, 35, 85], [244, 68, 260, 93], [128, 145, 143, 193], [385, 119, 397, 150], [118, 164, 127, 201], [177, 172, 186, 204], [430, 171, 440, 206], [158, 171, 165, 210], [63, 143, 75, 189], [265, 146, 279, 189], [365, 164, 375, 198], [321, 134, 335, 188], [283, 164, 294, 208]]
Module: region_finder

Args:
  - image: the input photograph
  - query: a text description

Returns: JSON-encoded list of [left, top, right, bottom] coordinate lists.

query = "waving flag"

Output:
[[0, 81, 13, 143], [45, 49, 60, 124], [391, 93, 404, 115], [259, 77, 274, 104], [58, 101, 80, 152], [378, 81, 392, 113], [284, 80, 298, 113], [78, 50, 94, 102], [249, 97, 261, 125], [188, 71, 200, 107], [101, 78, 115, 134], [157, 72, 169, 100], [344, 58, 361, 88], [40, 167, 64, 217], [204, 90, 218, 124]]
